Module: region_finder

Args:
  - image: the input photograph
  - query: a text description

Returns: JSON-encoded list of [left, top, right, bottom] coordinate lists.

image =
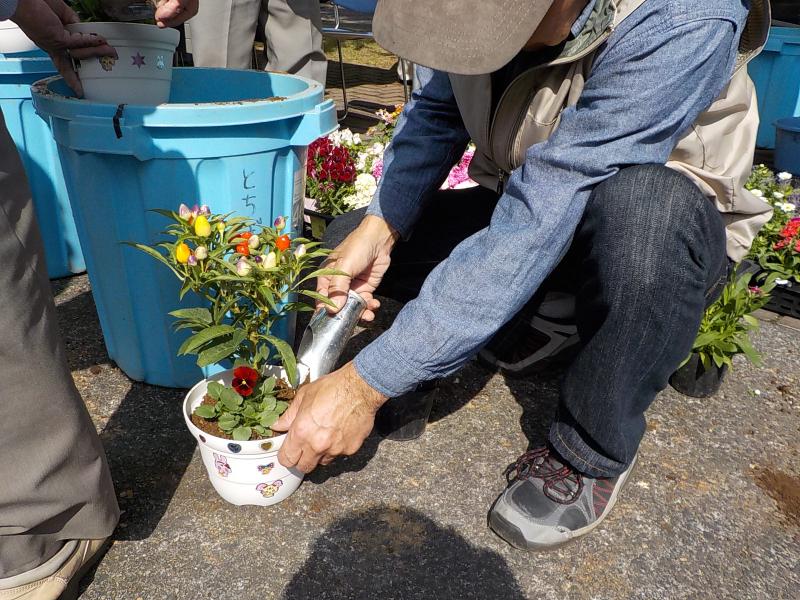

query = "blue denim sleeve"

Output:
[[355, 18, 742, 398], [366, 66, 471, 238], [0, 0, 18, 20]]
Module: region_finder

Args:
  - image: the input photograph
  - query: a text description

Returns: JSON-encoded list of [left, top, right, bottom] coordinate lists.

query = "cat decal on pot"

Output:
[[213, 453, 232, 478]]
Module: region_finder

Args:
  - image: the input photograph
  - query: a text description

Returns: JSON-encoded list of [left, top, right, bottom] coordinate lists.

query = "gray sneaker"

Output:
[[489, 447, 636, 550]]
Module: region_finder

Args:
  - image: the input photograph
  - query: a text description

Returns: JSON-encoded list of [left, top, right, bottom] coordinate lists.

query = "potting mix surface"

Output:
[[54, 274, 799, 600]]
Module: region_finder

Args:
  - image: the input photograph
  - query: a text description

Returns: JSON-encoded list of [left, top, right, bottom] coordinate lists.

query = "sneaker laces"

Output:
[[504, 447, 584, 504]]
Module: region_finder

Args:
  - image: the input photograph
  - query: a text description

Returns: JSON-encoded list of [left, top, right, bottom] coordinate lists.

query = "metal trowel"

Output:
[[296, 290, 367, 382]]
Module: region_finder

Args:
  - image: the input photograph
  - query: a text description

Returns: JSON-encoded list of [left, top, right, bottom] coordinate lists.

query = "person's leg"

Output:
[[490, 164, 728, 550], [261, 0, 327, 85], [0, 113, 119, 578], [549, 164, 728, 477], [186, 0, 260, 69]]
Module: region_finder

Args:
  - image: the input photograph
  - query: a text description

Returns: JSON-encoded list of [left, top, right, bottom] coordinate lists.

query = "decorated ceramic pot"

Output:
[[66, 22, 179, 105], [183, 366, 304, 507]]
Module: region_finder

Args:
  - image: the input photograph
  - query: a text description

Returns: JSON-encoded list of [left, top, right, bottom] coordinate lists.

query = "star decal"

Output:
[[131, 52, 146, 69]]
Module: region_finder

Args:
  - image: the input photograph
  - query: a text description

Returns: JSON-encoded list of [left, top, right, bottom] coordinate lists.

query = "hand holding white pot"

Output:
[[273, 362, 387, 473], [11, 0, 116, 96], [153, 0, 198, 28]]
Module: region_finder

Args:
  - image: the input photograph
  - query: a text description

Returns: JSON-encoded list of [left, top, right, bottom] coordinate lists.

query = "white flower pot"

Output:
[[0, 21, 38, 54], [183, 366, 305, 506], [66, 22, 179, 105]]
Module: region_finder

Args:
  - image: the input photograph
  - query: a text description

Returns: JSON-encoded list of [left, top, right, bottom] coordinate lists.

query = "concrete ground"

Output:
[[51, 273, 799, 600]]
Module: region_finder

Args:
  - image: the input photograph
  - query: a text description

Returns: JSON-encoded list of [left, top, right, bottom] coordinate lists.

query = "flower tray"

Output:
[[764, 280, 800, 319]]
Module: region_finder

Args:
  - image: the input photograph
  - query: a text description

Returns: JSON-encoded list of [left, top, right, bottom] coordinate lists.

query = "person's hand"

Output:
[[273, 362, 387, 473], [154, 0, 199, 28], [12, 0, 116, 97], [318, 215, 399, 322]]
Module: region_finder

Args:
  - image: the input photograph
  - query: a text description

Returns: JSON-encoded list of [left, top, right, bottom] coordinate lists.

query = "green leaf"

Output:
[[743, 314, 759, 327], [193, 405, 216, 419], [169, 308, 213, 324], [220, 387, 243, 411], [125, 242, 182, 279], [299, 289, 338, 309], [253, 425, 267, 436], [260, 395, 277, 412], [243, 405, 257, 419], [275, 400, 289, 415], [297, 268, 349, 287], [196, 330, 247, 367], [232, 426, 252, 441], [265, 335, 298, 387], [178, 325, 236, 356], [260, 376, 276, 395], [206, 381, 225, 400], [260, 412, 279, 427], [218, 415, 238, 431]]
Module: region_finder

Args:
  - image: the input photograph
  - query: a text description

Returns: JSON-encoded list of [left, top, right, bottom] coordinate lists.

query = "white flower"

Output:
[[777, 172, 793, 181], [248, 234, 260, 249], [369, 142, 384, 156], [772, 191, 785, 200], [777, 202, 796, 213], [194, 246, 208, 260], [775, 278, 790, 286], [294, 244, 306, 258], [355, 152, 368, 172], [750, 189, 764, 197], [352, 133, 362, 146]]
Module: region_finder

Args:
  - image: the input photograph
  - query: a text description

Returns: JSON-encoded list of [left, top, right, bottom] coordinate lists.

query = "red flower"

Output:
[[275, 234, 291, 252], [235, 243, 250, 256], [232, 366, 259, 397]]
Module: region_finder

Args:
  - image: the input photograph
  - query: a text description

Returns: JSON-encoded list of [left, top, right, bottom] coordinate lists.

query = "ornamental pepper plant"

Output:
[[133, 204, 340, 441]]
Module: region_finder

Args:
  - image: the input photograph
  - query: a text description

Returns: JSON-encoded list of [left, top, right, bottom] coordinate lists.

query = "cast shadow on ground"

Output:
[[281, 505, 526, 600], [52, 288, 109, 372]]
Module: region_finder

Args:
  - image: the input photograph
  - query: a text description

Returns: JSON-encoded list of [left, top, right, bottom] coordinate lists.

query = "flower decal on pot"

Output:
[[258, 463, 275, 476], [156, 55, 165, 70], [257, 480, 283, 498]]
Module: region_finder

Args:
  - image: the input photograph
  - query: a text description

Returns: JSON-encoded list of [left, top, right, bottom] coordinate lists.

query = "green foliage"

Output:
[[197, 375, 290, 441], [131, 207, 340, 388], [70, 0, 155, 23], [687, 269, 778, 371]]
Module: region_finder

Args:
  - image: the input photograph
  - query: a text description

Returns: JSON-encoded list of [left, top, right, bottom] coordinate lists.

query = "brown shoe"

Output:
[[0, 539, 110, 600]]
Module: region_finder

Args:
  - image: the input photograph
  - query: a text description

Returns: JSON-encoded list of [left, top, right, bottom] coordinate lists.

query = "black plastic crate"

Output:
[[765, 280, 800, 319]]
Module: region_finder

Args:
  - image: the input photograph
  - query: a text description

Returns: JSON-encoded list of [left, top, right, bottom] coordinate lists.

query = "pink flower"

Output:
[[372, 159, 384, 181]]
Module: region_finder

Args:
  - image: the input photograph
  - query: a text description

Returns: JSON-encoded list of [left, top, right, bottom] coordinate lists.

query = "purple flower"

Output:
[[273, 216, 286, 232], [187, 254, 197, 266], [199, 204, 211, 216], [372, 159, 384, 181]]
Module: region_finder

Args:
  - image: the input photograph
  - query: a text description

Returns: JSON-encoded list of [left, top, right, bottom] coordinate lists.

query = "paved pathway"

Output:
[[50, 274, 799, 600]]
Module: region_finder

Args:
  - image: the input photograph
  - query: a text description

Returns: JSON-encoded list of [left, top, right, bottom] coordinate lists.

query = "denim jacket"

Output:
[[354, 0, 770, 397]]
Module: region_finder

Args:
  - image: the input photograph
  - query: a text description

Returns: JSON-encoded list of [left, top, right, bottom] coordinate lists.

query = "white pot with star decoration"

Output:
[[66, 22, 179, 105]]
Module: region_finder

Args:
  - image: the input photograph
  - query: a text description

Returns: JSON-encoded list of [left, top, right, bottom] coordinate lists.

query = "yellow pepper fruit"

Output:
[[194, 215, 212, 237], [175, 242, 191, 264]]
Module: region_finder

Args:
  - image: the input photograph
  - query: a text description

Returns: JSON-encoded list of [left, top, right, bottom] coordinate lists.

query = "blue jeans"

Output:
[[325, 165, 728, 478]]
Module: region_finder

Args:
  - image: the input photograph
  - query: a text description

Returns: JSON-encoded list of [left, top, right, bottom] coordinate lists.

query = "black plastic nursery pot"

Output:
[[304, 207, 334, 241], [375, 381, 438, 441], [669, 353, 728, 398]]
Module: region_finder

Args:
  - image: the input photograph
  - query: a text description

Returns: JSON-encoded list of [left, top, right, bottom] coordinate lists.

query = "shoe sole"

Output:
[[58, 539, 112, 600], [489, 455, 638, 551]]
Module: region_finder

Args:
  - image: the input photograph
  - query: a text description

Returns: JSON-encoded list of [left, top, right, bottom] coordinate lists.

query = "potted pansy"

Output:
[[68, 0, 180, 104], [134, 204, 338, 506], [670, 269, 777, 398], [745, 166, 800, 318]]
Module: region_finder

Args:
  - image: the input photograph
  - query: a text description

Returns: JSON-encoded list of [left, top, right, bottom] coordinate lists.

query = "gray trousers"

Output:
[[0, 113, 119, 578], [186, 0, 327, 86]]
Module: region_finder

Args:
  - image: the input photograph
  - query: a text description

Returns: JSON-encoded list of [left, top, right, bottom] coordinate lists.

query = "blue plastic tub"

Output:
[[748, 26, 800, 149], [0, 51, 84, 277], [33, 68, 336, 387], [775, 117, 800, 175]]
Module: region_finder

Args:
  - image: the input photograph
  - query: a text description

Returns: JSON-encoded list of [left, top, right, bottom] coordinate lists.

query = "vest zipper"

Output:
[[496, 169, 507, 195]]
